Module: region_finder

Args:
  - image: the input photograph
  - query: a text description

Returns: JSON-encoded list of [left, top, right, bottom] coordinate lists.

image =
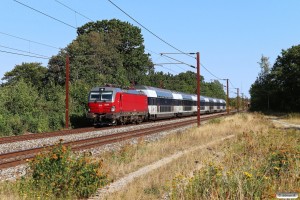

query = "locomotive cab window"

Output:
[[89, 91, 113, 101], [100, 91, 113, 101], [89, 92, 100, 101]]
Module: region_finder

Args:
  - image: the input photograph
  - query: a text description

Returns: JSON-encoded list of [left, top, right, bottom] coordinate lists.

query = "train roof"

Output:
[[90, 87, 144, 95], [135, 85, 173, 98], [135, 85, 226, 102], [90, 87, 122, 93]]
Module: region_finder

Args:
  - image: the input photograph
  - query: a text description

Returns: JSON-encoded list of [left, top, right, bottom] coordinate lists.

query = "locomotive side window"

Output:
[[90, 92, 100, 101]]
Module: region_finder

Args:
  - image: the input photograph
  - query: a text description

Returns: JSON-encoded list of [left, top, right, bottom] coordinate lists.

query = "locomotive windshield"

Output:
[[89, 91, 113, 102]]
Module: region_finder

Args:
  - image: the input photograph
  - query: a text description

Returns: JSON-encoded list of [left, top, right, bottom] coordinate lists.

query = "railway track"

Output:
[[0, 113, 227, 170], [0, 127, 98, 145]]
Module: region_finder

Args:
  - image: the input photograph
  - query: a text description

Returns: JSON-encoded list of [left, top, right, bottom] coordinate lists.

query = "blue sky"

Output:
[[1, 0, 300, 98]]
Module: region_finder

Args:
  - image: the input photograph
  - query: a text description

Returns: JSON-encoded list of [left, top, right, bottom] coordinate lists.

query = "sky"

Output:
[[1, 0, 300, 98]]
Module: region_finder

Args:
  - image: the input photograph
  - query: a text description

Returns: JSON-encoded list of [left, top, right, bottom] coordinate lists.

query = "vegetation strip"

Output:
[[90, 134, 234, 199], [169, 115, 300, 199]]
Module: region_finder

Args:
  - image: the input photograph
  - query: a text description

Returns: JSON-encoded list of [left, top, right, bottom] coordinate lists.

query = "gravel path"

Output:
[[271, 118, 300, 130]]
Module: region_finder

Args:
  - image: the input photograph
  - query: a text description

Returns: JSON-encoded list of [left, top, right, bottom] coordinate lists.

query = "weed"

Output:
[[111, 143, 136, 163], [208, 118, 221, 124], [19, 141, 109, 199], [144, 184, 160, 196]]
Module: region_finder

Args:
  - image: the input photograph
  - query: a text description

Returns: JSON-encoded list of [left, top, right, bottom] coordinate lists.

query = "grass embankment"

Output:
[[101, 113, 299, 200], [1, 113, 299, 199], [170, 115, 300, 199]]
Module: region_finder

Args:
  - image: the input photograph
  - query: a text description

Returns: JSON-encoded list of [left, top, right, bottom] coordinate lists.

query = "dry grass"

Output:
[[0, 181, 21, 200], [282, 113, 300, 124], [169, 114, 300, 199], [98, 113, 274, 199]]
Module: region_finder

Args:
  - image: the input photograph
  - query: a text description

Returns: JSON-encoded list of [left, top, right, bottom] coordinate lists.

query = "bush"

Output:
[[20, 142, 109, 199]]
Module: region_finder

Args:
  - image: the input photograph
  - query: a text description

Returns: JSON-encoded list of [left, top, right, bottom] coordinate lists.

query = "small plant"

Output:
[[144, 184, 160, 196], [208, 118, 221, 124], [111, 143, 136, 163], [266, 149, 289, 178], [19, 141, 109, 199]]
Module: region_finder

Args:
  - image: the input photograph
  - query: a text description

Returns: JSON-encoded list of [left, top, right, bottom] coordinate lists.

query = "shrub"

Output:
[[20, 142, 109, 199]]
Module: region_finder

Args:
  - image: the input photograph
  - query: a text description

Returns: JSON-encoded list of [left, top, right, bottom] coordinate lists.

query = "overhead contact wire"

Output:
[[54, 0, 94, 22], [0, 31, 61, 50], [13, 0, 77, 29], [0, 49, 50, 59], [0, 44, 50, 58], [107, 0, 194, 59]]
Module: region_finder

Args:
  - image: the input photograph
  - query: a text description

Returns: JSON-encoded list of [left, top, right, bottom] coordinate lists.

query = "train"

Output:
[[87, 85, 226, 126]]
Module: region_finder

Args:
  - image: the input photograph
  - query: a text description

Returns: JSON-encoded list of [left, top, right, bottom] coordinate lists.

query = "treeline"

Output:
[[0, 19, 225, 136], [250, 45, 300, 112]]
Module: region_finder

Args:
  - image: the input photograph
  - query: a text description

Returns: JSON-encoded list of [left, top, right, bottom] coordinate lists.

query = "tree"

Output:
[[77, 19, 153, 84], [271, 45, 300, 111], [0, 79, 52, 135], [2, 62, 47, 89], [250, 56, 272, 111], [257, 55, 270, 79], [202, 80, 226, 99], [250, 45, 300, 112]]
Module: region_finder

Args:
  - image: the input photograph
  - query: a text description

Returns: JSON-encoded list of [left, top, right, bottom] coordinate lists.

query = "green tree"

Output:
[[250, 45, 300, 111], [250, 56, 273, 111], [257, 55, 270, 78], [2, 62, 47, 89], [77, 19, 153, 84], [202, 80, 226, 99], [271, 45, 300, 111], [0, 80, 46, 135]]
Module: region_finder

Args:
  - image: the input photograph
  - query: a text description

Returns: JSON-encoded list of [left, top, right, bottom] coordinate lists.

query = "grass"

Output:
[[282, 113, 300, 124], [99, 113, 281, 199], [1, 113, 299, 199], [170, 115, 300, 199]]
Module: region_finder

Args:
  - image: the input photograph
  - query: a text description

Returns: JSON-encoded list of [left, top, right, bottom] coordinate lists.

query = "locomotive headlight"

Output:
[[111, 106, 115, 112]]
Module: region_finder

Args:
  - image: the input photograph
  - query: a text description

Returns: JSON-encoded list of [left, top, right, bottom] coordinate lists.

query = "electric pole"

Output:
[[226, 79, 229, 114], [160, 52, 201, 127], [241, 93, 244, 111], [196, 52, 200, 127], [65, 54, 70, 129], [237, 88, 239, 112]]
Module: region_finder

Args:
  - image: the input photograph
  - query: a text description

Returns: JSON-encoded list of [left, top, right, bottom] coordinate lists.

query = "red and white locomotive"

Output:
[[87, 85, 226, 126], [87, 86, 148, 125]]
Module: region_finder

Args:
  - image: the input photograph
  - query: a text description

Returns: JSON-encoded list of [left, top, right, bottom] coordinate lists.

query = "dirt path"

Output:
[[89, 134, 234, 200], [270, 118, 300, 130]]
